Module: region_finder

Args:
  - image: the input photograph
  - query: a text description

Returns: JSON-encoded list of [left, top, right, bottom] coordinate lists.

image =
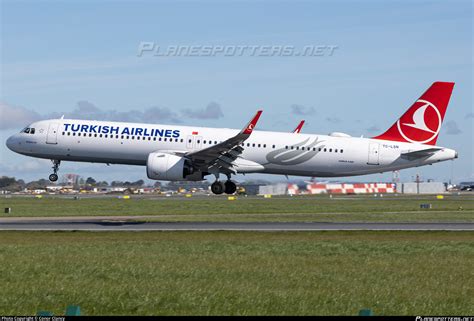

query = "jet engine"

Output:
[[146, 152, 204, 181]]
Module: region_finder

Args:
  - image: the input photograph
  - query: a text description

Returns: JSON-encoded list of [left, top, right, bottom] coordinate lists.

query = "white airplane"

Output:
[[6, 82, 457, 195]]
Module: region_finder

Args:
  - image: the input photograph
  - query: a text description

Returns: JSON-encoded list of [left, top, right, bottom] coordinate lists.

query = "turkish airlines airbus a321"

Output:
[[6, 82, 457, 195]]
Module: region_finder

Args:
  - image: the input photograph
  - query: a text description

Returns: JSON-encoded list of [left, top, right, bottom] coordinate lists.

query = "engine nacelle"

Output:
[[146, 152, 203, 181]]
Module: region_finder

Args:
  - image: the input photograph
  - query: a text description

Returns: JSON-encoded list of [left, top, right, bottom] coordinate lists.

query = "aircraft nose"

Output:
[[6, 135, 17, 152]]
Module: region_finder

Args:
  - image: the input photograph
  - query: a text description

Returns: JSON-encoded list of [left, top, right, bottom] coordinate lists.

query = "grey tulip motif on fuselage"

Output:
[[265, 137, 325, 166]]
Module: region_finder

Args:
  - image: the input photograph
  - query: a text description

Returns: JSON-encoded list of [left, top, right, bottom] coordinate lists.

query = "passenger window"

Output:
[[329, 148, 332, 152], [272, 145, 275, 148], [340, 149, 344, 153], [30, 128, 35, 134]]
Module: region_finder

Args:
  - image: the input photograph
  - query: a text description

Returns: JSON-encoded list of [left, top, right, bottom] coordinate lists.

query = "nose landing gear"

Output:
[[49, 160, 61, 182]]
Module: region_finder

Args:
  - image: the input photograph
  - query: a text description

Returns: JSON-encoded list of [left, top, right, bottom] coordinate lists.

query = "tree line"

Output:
[[0, 176, 159, 192]]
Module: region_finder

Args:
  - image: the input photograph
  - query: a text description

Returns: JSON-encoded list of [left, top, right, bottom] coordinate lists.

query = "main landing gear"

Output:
[[211, 174, 237, 195], [49, 160, 61, 182]]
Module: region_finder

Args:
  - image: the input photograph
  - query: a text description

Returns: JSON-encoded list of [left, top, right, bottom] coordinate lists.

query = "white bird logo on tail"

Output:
[[402, 100, 436, 133], [396, 99, 442, 144]]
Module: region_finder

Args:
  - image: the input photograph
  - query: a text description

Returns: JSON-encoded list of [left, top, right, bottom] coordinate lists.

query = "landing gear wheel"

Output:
[[224, 181, 237, 194], [49, 160, 61, 182], [211, 181, 225, 195]]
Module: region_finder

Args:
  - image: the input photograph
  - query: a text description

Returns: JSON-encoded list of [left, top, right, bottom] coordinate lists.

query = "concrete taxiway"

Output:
[[0, 217, 473, 231]]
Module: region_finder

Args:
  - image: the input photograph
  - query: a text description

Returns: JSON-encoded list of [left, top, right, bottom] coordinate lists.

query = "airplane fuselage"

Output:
[[6, 118, 457, 178]]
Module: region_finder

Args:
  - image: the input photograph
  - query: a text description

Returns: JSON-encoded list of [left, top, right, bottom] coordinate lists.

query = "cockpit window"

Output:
[[22, 127, 35, 134]]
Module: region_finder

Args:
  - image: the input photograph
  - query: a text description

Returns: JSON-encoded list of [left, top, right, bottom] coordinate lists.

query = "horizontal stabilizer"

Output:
[[401, 147, 442, 159]]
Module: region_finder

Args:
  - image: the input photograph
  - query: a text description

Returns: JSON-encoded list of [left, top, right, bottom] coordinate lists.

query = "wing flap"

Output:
[[186, 110, 263, 172]]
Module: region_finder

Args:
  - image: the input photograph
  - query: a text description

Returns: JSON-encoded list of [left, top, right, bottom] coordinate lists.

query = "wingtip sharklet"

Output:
[[242, 110, 263, 135], [293, 120, 305, 133]]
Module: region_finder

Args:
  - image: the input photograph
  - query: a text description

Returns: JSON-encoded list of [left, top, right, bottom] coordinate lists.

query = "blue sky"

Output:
[[0, 0, 472, 184]]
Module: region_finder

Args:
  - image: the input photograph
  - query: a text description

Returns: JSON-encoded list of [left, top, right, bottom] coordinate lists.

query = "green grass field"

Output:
[[0, 231, 473, 315], [1, 194, 473, 222]]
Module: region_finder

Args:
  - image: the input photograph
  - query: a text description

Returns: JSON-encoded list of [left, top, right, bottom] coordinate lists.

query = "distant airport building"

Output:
[[258, 183, 286, 196], [399, 182, 446, 194]]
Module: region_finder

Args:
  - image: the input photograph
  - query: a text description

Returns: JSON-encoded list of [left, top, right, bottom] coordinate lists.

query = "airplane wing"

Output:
[[293, 120, 305, 133], [401, 147, 442, 159], [186, 110, 263, 175]]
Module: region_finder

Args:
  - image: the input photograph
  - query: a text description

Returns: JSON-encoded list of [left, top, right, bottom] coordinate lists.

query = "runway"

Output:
[[0, 218, 473, 231]]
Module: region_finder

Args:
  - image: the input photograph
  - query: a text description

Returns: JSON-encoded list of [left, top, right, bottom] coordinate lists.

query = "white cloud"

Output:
[[0, 158, 50, 172], [49, 101, 183, 124], [183, 102, 224, 119], [366, 125, 381, 134], [0, 102, 42, 130], [290, 104, 316, 116], [326, 116, 342, 124], [444, 120, 462, 135]]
